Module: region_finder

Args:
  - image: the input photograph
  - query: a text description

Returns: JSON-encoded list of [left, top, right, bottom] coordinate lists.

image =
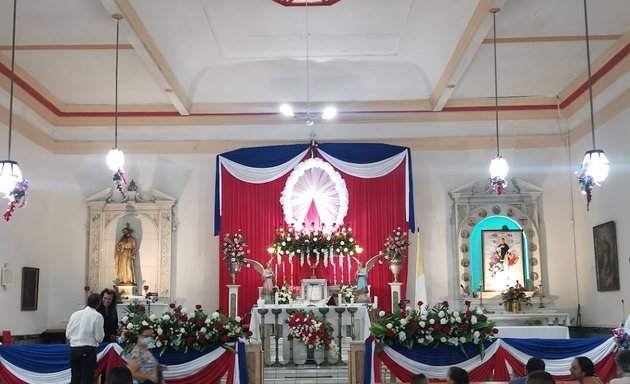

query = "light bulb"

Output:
[[321, 107, 337, 120], [106, 148, 125, 171], [0, 160, 22, 197], [582, 149, 609, 183], [489, 156, 509, 180], [279, 104, 294, 117]]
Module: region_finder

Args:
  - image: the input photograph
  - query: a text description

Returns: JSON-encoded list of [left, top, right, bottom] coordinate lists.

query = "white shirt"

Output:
[[65, 306, 104, 347]]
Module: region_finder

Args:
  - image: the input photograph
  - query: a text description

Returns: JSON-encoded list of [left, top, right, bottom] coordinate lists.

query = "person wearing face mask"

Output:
[[126, 326, 159, 384]]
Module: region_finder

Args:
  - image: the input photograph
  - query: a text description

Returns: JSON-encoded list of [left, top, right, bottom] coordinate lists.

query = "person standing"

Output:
[[66, 293, 105, 384], [97, 288, 119, 342]]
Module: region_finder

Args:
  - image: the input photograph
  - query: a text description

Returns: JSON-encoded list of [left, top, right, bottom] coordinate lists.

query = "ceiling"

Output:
[[0, 0, 628, 153]]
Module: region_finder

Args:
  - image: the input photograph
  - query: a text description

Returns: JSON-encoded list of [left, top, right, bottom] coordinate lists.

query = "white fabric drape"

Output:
[[318, 149, 407, 179]]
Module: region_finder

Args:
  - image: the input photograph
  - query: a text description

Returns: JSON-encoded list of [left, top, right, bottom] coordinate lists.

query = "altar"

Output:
[[249, 303, 372, 364]]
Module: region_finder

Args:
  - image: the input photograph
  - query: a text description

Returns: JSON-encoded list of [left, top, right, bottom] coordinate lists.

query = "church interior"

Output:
[[0, 0, 629, 383]]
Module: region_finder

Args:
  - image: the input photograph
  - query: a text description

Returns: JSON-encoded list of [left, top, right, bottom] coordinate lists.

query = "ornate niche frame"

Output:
[[449, 178, 544, 299], [85, 187, 176, 299]]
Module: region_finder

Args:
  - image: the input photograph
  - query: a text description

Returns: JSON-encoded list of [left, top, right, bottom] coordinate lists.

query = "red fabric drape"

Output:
[[218, 154, 409, 316]]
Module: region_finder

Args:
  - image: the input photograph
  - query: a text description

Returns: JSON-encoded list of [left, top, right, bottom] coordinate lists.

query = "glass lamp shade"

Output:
[[581, 149, 609, 183], [489, 156, 509, 180], [321, 107, 337, 120], [0, 160, 22, 197], [279, 104, 294, 117], [106, 148, 125, 171]]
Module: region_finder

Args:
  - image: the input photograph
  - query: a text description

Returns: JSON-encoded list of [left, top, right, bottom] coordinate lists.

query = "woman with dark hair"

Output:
[[126, 325, 160, 384], [570, 356, 603, 384], [447, 366, 470, 384], [97, 288, 119, 342], [610, 350, 630, 384], [105, 366, 132, 384]]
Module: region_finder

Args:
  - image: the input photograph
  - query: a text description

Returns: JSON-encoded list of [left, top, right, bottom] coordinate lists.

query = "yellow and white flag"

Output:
[[414, 228, 428, 306]]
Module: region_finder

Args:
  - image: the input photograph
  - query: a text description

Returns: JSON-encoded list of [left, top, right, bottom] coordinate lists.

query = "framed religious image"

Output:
[[482, 230, 525, 292], [21, 267, 40, 311], [593, 221, 619, 291]]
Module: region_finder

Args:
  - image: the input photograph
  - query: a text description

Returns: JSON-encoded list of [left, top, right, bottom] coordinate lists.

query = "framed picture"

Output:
[[593, 221, 619, 291], [482, 230, 525, 292], [21, 267, 39, 311]]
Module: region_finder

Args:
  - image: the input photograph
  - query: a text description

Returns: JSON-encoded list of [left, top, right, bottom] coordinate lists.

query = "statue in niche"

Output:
[[115, 223, 137, 285]]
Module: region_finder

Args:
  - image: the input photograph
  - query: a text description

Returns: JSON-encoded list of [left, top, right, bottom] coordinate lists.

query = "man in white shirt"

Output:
[[66, 293, 105, 384]]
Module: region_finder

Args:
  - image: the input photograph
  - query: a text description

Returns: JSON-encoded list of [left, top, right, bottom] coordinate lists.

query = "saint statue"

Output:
[[115, 223, 137, 285], [353, 255, 382, 303], [245, 257, 275, 301]]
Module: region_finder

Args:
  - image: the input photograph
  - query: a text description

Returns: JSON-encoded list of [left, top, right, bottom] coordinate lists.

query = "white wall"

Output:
[[3, 115, 627, 334], [570, 108, 630, 328]]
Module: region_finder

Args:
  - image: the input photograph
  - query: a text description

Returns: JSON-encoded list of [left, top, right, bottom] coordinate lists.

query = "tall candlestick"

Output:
[[282, 260, 286, 285], [332, 257, 337, 285], [374, 296, 378, 309]]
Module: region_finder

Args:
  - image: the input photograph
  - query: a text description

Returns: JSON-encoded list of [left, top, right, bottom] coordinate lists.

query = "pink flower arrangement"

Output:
[[380, 227, 410, 262], [221, 230, 250, 264]]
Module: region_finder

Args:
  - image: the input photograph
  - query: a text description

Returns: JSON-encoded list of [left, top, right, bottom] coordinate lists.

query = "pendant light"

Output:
[[279, 0, 336, 124], [488, 9, 508, 195], [0, 0, 28, 221], [575, 0, 609, 210], [107, 14, 127, 195]]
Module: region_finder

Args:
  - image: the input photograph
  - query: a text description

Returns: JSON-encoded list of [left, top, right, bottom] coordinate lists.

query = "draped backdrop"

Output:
[[215, 143, 415, 315]]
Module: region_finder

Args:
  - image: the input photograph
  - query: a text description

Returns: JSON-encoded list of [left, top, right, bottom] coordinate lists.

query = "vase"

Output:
[[504, 301, 511, 312], [511, 301, 520, 313], [389, 260, 403, 282], [227, 261, 241, 284]]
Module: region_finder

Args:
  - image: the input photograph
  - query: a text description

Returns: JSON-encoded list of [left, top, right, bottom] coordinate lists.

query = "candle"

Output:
[[282, 260, 286, 285], [350, 297, 355, 304], [337, 293, 342, 306], [275, 292, 279, 307], [374, 296, 378, 309]]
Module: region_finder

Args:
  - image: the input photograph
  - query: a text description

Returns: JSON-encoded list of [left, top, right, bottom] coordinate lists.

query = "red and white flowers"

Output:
[[380, 227, 410, 262], [286, 309, 335, 351]]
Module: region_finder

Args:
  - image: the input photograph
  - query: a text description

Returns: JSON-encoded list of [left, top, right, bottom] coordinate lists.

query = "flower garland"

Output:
[[380, 227, 410, 263], [221, 230, 250, 264], [286, 309, 335, 351], [271, 224, 360, 267], [576, 163, 594, 210], [3, 179, 28, 222], [370, 301, 498, 357], [500, 281, 532, 306], [118, 304, 250, 355]]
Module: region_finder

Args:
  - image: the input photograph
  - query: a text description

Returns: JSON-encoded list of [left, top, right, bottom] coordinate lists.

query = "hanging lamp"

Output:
[[488, 8, 508, 195], [107, 14, 127, 195], [279, 0, 336, 124], [575, 0, 609, 210], [0, 0, 29, 221]]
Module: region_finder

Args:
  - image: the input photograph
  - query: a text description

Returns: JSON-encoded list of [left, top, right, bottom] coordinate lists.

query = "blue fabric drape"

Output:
[[0, 343, 111, 373], [502, 337, 611, 359], [317, 143, 406, 164], [391, 340, 495, 365], [364, 338, 374, 382], [154, 344, 221, 365]]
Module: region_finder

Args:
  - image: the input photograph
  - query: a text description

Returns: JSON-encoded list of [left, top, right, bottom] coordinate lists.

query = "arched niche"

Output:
[[449, 178, 543, 299], [85, 187, 176, 298]]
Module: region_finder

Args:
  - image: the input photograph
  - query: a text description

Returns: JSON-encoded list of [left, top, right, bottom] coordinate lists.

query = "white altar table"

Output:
[[488, 312, 570, 326], [496, 325, 570, 339]]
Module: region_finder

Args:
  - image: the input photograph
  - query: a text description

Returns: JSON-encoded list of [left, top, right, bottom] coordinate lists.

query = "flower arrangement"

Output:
[[222, 231, 250, 264], [370, 301, 498, 357], [271, 223, 361, 267], [286, 309, 335, 351], [500, 281, 532, 306], [338, 284, 357, 303], [613, 326, 629, 350], [118, 304, 250, 355], [272, 284, 294, 304], [380, 227, 410, 262]]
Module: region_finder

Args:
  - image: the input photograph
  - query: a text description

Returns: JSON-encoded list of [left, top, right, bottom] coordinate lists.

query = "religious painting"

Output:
[[21, 267, 39, 311], [482, 230, 525, 292], [593, 221, 619, 291]]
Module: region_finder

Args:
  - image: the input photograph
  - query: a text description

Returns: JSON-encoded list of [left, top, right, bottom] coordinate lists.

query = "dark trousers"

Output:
[[70, 346, 97, 384]]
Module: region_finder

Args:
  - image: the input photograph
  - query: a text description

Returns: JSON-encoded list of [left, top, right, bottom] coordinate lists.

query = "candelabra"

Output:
[[334, 307, 346, 366], [285, 309, 297, 367], [257, 308, 269, 366], [537, 283, 545, 309], [271, 308, 283, 367], [318, 307, 331, 366], [347, 307, 358, 339]]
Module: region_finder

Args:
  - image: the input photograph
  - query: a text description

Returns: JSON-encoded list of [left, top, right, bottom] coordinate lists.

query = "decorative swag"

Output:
[[215, 143, 415, 315]]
